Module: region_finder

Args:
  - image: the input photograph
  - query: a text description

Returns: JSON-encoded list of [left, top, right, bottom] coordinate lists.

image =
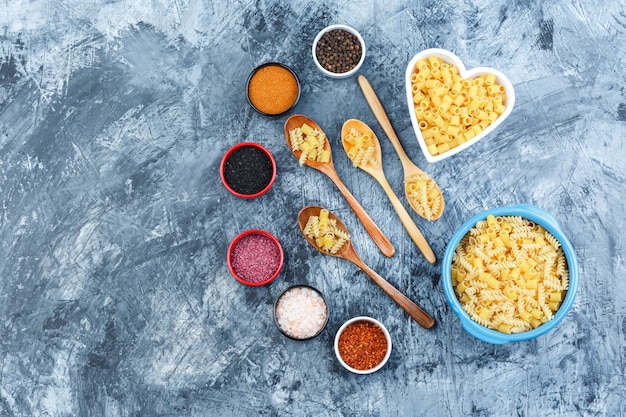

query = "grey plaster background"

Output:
[[1, 1, 625, 416]]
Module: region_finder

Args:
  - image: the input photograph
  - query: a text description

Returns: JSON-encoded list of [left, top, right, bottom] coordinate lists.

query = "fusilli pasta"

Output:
[[450, 215, 569, 333]]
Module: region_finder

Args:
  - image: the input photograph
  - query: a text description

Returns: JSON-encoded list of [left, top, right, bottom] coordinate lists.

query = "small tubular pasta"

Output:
[[303, 209, 351, 254], [343, 127, 378, 168], [288, 123, 328, 165], [410, 56, 508, 156], [404, 173, 444, 220], [451, 215, 569, 333]]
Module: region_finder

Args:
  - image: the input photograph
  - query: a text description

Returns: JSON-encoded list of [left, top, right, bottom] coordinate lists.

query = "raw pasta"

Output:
[[451, 215, 569, 334], [410, 56, 508, 156], [303, 209, 351, 254], [343, 127, 378, 168], [289, 123, 329, 165], [404, 173, 443, 220]]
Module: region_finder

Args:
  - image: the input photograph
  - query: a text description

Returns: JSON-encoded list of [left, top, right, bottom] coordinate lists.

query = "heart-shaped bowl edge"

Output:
[[405, 48, 516, 163]]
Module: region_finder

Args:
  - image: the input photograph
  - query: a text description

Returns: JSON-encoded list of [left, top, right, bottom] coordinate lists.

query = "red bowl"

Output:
[[220, 142, 277, 198], [227, 229, 284, 286]]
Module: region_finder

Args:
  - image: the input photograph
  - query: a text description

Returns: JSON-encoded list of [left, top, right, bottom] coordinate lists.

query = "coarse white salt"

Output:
[[275, 286, 328, 339]]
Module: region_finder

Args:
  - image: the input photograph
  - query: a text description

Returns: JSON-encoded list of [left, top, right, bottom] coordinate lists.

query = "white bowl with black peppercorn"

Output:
[[312, 24, 366, 79]]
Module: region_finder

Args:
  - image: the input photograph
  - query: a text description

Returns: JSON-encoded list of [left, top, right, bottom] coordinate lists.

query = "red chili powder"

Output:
[[338, 321, 388, 370], [230, 233, 281, 283]]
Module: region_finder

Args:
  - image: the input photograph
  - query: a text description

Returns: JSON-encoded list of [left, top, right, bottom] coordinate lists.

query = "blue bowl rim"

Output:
[[441, 204, 579, 344]]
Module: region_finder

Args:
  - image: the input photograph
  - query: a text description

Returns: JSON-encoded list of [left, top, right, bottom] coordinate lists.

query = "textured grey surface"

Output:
[[1, 1, 625, 416]]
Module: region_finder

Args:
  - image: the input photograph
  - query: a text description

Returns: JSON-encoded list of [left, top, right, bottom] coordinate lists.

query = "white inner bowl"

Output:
[[312, 24, 366, 79], [405, 48, 515, 163]]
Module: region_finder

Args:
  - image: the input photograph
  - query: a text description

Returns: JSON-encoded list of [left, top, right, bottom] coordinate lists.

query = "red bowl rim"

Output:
[[226, 229, 284, 286], [220, 142, 277, 199]]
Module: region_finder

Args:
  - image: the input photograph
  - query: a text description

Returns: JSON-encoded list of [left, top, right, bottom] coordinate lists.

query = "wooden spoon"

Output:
[[297, 206, 435, 329], [341, 119, 436, 264], [357, 75, 445, 221], [284, 114, 395, 258]]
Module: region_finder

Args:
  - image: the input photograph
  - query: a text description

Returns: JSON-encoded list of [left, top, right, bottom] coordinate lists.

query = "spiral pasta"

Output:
[[289, 123, 330, 165], [343, 127, 377, 168], [303, 209, 351, 254], [404, 173, 444, 221], [451, 215, 569, 334]]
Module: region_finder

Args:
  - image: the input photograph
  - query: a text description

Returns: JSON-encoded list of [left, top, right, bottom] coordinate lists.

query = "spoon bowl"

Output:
[[340, 119, 383, 175], [285, 115, 395, 258], [284, 114, 333, 171], [297, 205, 353, 258], [357, 75, 444, 221], [341, 119, 436, 264], [297, 205, 435, 329]]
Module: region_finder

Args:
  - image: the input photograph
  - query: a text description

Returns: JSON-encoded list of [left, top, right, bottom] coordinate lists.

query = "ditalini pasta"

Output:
[[343, 127, 378, 168], [288, 123, 330, 165], [451, 215, 568, 334], [404, 173, 443, 221], [303, 209, 351, 254], [410, 56, 508, 156]]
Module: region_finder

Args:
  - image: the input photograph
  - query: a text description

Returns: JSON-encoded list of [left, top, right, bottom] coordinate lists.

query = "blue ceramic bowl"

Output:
[[441, 204, 578, 344]]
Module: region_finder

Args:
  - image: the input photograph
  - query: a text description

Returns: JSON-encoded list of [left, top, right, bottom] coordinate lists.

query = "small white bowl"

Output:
[[405, 48, 515, 163], [334, 316, 392, 374], [312, 24, 366, 79]]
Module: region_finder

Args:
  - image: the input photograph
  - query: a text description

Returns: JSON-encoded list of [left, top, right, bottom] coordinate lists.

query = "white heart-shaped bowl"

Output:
[[405, 48, 515, 163]]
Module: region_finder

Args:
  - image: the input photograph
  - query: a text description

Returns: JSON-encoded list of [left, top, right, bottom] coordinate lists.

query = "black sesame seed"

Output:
[[223, 146, 273, 195]]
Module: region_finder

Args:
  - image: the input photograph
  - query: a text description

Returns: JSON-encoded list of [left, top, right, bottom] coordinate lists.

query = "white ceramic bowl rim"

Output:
[[312, 24, 366, 79], [405, 48, 516, 163], [334, 316, 392, 374], [441, 204, 579, 344]]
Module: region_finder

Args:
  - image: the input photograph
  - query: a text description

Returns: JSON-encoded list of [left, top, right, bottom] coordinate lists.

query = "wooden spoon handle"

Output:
[[326, 171, 396, 258], [377, 177, 436, 264], [357, 75, 411, 164], [351, 255, 435, 329]]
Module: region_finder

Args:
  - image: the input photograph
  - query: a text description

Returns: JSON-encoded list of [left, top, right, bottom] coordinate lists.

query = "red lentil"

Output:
[[248, 64, 299, 115], [337, 321, 388, 370]]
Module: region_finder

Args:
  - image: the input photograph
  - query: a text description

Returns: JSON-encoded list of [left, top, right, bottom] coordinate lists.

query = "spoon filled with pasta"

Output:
[[341, 119, 436, 264], [284, 114, 395, 258], [358, 75, 444, 221], [297, 205, 435, 329]]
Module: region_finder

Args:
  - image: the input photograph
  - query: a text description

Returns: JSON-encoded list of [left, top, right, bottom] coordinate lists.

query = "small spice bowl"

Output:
[[227, 229, 284, 286], [220, 142, 277, 198], [246, 62, 301, 116], [334, 316, 392, 374], [312, 24, 366, 79], [274, 285, 329, 340]]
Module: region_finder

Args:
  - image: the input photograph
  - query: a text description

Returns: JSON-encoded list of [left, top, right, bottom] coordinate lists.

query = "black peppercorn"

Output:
[[315, 29, 363, 74]]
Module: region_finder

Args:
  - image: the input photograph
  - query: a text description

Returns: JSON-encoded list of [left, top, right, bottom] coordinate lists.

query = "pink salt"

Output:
[[230, 233, 281, 283]]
